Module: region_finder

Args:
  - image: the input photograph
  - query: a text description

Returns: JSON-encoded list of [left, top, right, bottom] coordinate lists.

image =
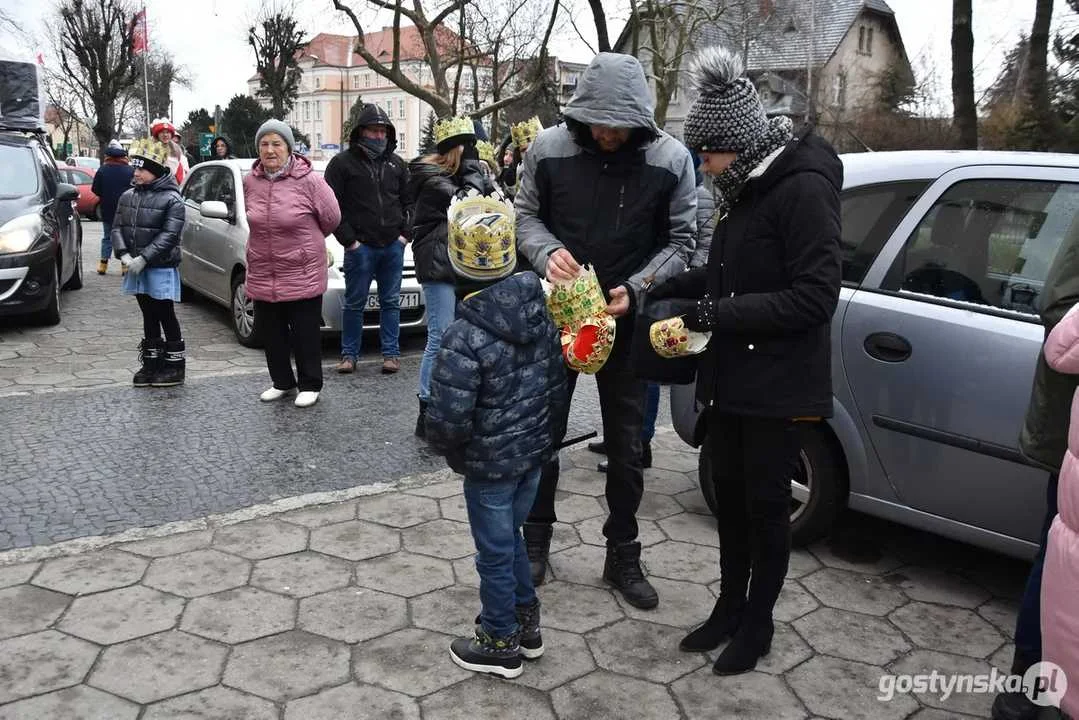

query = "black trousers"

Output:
[[528, 359, 647, 545], [135, 294, 181, 341], [254, 296, 323, 392], [708, 411, 800, 622]]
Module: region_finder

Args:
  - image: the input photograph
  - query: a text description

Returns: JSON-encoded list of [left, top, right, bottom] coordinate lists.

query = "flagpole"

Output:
[[141, 3, 150, 133]]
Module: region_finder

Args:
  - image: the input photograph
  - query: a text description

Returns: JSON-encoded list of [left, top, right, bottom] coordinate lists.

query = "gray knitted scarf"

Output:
[[712, 115, 793, 216], [263, 155, 294, 181]]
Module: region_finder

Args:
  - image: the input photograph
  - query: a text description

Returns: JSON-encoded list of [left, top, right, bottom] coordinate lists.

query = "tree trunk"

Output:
[[951, 0, 978, 148], [1024, 0, 1055, 149], [589, 0, 611, 52]]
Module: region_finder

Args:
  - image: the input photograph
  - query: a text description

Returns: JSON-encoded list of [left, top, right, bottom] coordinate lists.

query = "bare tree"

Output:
[[1020, 0, 1056, 149], [248, 5, 307, 117], [587, 0, 612, 51], [57, 0, 140, 159], [330, 0, 560, 118], [41, 70, 85, 155], [951, 0, 977, 148]]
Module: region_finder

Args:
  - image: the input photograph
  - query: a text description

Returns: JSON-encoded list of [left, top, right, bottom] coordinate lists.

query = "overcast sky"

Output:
[[2, 0, 1075, 123]]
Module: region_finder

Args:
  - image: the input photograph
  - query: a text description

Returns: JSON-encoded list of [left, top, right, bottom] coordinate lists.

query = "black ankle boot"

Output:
[[604, 541, 659, 609], [712, 617, 773, 675], [415, 396, 428, 438], [133, 339, 163, 387], [523, 522, 553, 586], [680, 595, 744, 651], [152, 340, 185, 387]]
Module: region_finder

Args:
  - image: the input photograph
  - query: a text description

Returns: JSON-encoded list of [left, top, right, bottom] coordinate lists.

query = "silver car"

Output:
[[672, 150, 1079, 560], [178, 159, 426, 347]]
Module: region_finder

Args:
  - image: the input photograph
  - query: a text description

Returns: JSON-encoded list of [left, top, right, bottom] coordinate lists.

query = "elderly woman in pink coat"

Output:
[[244, 120, 341, 408], [1042, 300, 1079, 718]]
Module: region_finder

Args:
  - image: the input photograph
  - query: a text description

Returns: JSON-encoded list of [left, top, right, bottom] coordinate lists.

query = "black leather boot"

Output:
[[152, 340, 185, 387], [523, 522, 553, 586], [415, 396, 428, 438], [603, 541, 659, 609], [711, 616, 773, 675], [680, 595, 744, 651], [133, 339, 163, 387]]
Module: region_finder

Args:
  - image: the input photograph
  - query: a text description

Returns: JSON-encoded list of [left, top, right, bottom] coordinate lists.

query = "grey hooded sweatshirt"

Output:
[[514, 53, 696, 308]]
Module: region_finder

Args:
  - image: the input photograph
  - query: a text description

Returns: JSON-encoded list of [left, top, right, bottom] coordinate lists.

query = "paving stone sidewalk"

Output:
[[0, 430, 1035, 720]]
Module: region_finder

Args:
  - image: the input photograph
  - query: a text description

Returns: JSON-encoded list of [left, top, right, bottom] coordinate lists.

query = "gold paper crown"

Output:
[[511, 116, 543, 149], [562, 315, 616, 374], [128, 137, 170, 169], [447, 190, 517, 281], [649, 317, 711, 358], [434, 116, 475, 147], [476, 140, 495, 165], [546, 266, 615, 374]]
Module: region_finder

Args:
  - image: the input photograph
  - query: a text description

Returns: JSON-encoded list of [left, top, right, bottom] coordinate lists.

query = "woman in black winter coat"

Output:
[[651, 47, 842, 677], [408, 120, 495, 438]]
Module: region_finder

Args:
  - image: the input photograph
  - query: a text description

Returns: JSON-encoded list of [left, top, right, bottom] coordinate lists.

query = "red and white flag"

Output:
[[131, 9, 148, 55]]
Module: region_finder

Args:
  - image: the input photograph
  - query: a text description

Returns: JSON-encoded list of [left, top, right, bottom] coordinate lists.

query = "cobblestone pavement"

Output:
[[0, 433, 1036, 720]]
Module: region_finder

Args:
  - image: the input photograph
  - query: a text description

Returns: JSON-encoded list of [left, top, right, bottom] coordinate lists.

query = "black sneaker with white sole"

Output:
[[449, 628, 523, 679], [473, 601, 544, 660]]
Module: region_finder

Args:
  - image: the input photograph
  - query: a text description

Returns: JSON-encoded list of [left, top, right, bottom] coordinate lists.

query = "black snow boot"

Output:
[[151, 340, 185, 387], [133, 339, 163, 387], [523, 522, 553, 586], [603, 541, 659, 609], [517, 598, 544, 660], [449, 627, 523, 679], [415, 396, 428, 438]]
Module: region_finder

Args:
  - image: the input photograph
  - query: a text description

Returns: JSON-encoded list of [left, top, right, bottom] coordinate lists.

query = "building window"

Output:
[[352, 75, 359, 89], [315, 77, 321, 89], [831, 73, 847, 108], [303, 101, 310, 120], [364, 73, 372, 88], [317, 133, 322, 146], [858, 26, 865, 53], [398, 98, 405, 118], [867, 27, 874, 55], [316, 101, 321, 120]]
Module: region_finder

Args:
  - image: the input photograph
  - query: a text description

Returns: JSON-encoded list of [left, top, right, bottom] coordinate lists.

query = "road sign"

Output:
[[199, 132, 214, 158], [320, 143, 340, 150]]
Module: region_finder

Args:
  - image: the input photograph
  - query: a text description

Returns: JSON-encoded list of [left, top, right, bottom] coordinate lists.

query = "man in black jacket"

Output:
[[325, 104, 413, 375]]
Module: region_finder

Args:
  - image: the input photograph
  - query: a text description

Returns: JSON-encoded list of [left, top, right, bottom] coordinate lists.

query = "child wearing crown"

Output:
[[110, 137, 187, 387], [425, 185, 567, 679]]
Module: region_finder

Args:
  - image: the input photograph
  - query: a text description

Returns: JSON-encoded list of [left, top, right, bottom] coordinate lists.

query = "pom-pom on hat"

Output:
[[682, 46, 769, 154], [128, 137, 170, 177], [434, 116, 476, 154]]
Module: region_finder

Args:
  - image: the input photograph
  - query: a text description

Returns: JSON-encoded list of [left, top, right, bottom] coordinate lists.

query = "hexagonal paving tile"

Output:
[[556, 467, 607, 497], [540, 581, 624, 633], [787, 655, 918, 720], [771, 581, 821, 623], [250, 552, 353, 598], [0, 585, 71, 640], [299, 587, 408, 643], [632, 491, 684, 521], [548, 543, 608, 588], [793, 607, 911, 665], [119, 530, 214, 558], [551, 670, 680, 720], [641, 540, 720, 584], [181, 586, 296, 643], [978, 597, 1020, 635], [0, 630, 99, 704], [550, 491, 605, 523], [309, 520, 401, 561], [284, 682, 420, 720], [889, 602, 1004, 659], [33, 550, 148, 596], [143, 549, 251, 598], [807, 539, 904, 575], [616, 576, 718, 629], [884, 566, 991, 609], [354, 551, 454, 597], [438, 494, 469, 523], [404, 478, 463, 499], [648, 446, 698, 473], [421, 676, 555, 720], [88, 630, 228, 704], [671, 667, 808, 720], [224, 630, 351, 703], [656, 512, 718, 547], [0, 685, 139, 720], [355, 493, 440, 528], [674, 488, 712, 515], [889, 649, 995, 717], [0, 562, 39, 589], [58, 585, 183, 644], [576, 516, 666, 548], [644, 467, 697, 496], [277, 502, 358, 528], [990, 642, 1015, 675], [801, 568, 909, 616], [353, 628, 470, 696], [212, 519, 308, 560], [401, 519, 475, 559], [588, 618, 705, 683], [515, 628, 597, 692], [142, 685, 279, 720], [410, 585, 481, 636], [787, 549, 823, 579], [744, 622, 814, 675], [452, 556, 480, 587]]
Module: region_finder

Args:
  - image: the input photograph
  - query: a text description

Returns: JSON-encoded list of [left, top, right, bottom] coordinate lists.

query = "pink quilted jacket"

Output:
[[243, 154, 341, 303], [1042, 301, 1079, 717]]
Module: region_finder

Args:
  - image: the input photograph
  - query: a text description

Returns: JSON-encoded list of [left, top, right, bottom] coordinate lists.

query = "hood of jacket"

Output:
[[457, 272, 549, 345], [563, 53, 659, 135], [251, 152, 314, 180], [134, 172, 180, 194], [750, 125, 843, 197], [349, 103, 398, 156]]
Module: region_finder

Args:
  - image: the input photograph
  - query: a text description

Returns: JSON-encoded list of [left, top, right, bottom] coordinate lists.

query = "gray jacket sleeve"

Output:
[[514, 132, 565, 276], [691, 185, 716, 268]]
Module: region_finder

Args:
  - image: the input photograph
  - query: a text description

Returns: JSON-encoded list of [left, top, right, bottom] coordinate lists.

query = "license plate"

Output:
[[367, 293, 420, 310]]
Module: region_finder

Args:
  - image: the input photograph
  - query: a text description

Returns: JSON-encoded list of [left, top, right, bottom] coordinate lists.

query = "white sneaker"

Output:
[[260, 387, 296, 402], [295, 391, 320, 408]]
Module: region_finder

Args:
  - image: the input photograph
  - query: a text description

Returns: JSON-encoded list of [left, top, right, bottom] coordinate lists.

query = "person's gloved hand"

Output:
[[127, 255, 147, 275], [120, 253, 134, 266], [648, 267, 708, 300], [684, 296, 720, 332]]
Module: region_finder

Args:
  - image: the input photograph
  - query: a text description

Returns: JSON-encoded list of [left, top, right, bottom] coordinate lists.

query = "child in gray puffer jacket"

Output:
[[426, 270, 567, 680]]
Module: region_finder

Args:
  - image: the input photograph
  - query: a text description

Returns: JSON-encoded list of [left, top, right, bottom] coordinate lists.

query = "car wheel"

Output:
[[34, 260, 62, 326], [696, 423, 845, 547], [231, 273, 261, 348], [62, 239, 83, 290]]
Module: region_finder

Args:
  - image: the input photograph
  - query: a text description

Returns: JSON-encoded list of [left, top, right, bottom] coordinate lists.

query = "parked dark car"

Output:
[[0, 129, 83, 325]]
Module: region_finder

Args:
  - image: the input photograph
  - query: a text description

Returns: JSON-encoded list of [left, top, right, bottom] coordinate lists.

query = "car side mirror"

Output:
[[56, 183, 80, 202], [200, 200, 231, 221]]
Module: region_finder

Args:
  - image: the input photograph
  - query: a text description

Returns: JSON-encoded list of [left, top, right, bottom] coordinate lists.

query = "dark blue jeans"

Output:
[[341, 241, 404, 360], [1013, 472, 1060, 673], [100, 222, 113, 260], [643, 383, 660, 443], [464, 467, 542, 638]]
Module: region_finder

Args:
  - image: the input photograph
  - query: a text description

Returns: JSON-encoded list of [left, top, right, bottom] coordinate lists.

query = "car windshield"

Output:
[[0, 145, 39, 197]]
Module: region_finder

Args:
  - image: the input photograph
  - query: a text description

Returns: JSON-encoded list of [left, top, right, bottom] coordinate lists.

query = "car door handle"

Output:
[[864, 332, 912, 363]]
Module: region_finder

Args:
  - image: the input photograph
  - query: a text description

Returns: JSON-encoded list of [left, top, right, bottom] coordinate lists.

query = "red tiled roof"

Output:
[[300, 27, 460, 68]]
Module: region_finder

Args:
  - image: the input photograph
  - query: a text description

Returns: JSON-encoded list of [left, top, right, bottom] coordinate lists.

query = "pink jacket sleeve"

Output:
[[306, 173, 341, 237], [1046, 303, 1079, 375]]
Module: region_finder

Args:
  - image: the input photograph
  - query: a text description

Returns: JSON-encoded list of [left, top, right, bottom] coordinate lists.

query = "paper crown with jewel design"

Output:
[[128, 137, 170, 177], [434, 115, 476, 154], [447, 189, 517, 282], [545, 266, 615, 374], [476, 140, 496, 166], [511, 116, 543, 150]]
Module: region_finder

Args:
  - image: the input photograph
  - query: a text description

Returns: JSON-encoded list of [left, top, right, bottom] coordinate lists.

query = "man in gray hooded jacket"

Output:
[[516, 52, 697, 609]]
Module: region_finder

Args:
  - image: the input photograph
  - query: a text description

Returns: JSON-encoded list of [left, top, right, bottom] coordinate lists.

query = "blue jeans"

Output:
[[417, 282, 456, 402], [1013, 472, 1060, 672], [464, 467, 542, 638], [101, 222, 112, 261], [643, 383, 660, 442], [341, 242, 404, 360]]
